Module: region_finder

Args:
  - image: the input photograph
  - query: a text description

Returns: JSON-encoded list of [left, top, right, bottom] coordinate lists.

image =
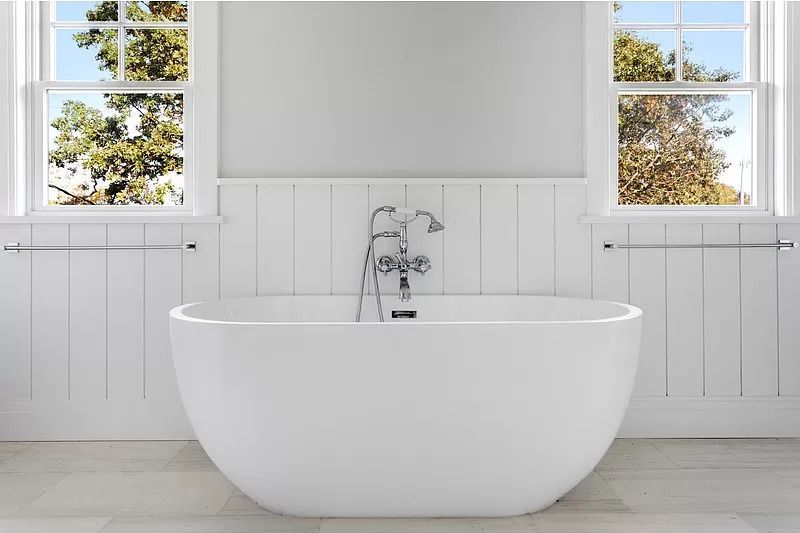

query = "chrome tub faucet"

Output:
[[376, 209, 442, 302]]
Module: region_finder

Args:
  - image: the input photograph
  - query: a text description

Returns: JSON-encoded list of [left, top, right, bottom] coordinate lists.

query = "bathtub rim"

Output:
[[169, 294, 642, 327]]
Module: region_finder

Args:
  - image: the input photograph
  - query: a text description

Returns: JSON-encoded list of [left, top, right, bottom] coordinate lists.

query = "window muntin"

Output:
[[612, 1, 763, 210], [38, 0, 190, 209]]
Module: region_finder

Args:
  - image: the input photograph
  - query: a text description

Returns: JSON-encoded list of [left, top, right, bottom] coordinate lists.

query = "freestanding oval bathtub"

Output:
[[169, 295, 641, 518]]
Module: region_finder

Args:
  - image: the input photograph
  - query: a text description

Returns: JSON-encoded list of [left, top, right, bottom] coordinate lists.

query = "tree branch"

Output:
[[47, 183, 96, 205]]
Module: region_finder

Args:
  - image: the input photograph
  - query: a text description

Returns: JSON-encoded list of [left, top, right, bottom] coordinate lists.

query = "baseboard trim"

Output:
[[620, 396, 800, 438], [0, 398, 194, 441]]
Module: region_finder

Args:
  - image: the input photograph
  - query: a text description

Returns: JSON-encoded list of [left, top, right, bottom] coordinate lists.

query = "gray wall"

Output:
[[219, 1, 584, 179]]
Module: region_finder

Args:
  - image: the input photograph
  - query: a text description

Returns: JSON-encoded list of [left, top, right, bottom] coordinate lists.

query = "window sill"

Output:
[[581, 215, 800, 224], [0, 215, 224, 224]]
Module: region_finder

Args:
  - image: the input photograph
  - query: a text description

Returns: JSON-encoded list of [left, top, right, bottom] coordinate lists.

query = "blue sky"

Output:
[[617, 1, 752, 198], [55, 1, 112, 21]]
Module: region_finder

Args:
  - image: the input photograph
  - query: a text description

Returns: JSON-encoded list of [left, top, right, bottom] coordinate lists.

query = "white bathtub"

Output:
[[169, 295, 641, 517]]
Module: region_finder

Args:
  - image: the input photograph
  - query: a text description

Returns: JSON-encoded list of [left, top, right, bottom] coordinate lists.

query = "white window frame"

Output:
[[36, 1, 193, 212], [0, 0, 218, 217], [585, 1, 790, 217]]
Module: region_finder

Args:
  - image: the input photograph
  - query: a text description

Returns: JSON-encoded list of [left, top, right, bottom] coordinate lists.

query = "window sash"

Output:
[[33, 81, 193, 211], [611, 1, 758, 83], [610, 82, 767, 212], [32, 1, 193, 211]]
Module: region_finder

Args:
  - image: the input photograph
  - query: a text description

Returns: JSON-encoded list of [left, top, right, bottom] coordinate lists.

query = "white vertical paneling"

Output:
[[778, 224, 800, 395], [294, 185, 332, 294], [442, 185, 480, 294], [257, 184, 294, 295], [666, 224, 704, 397], [518, 185, 555, 295], [107, 224, 144, 400], [368, 184, 406, 296], [31, 224, 70, 399], [182, 223, 220, 303], [219, 185, 257, 297], [554, 186, 591, 297], [740, 224, 778, 396], [480, 185, 517, 294], [143, 224, 182, 400], [406, 184, 444, 294], [702, 224, 741, 397], [629, 224, 666, 397], [592, 224, 628, 302], [331, 185, 369, 294], [0, 224, 32, 400], [68, 224, 107, 399]]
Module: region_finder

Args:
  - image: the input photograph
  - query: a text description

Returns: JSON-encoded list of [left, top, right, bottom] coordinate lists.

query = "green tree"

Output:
[[48, 1, 187, 205], [614, 22, 746, 205]]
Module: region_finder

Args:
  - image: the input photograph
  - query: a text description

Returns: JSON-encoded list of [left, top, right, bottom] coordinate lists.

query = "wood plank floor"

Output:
[[0, 439, 798, 532]]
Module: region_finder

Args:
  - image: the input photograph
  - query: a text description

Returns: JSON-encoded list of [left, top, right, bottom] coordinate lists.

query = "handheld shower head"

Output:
[[427, 220, 445, 233], [416, 210, 445, 233]]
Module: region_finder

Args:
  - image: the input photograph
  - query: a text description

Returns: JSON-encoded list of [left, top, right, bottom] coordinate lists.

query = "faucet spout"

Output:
[[399, 272, 411, 302]]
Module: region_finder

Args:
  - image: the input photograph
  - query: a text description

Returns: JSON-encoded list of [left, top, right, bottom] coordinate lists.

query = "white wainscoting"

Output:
[[2, 180, 800, 439], [218, 181, 592, 300], [595, 222, 800, 437], [0, 222, 219, 440]]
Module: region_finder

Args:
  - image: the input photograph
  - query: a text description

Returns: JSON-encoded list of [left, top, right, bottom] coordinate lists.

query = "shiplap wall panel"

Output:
[[702, 224, 741, 397], [518, 185, 555, 295], [554, 186, 591, 297], [480, 185, 518, 294], [220, 185, 257, 297], [0, 224, 31, 400], [9, 180, 800, 440], [740, 224, 779, 396], [294, 185, 332, 294], [182, 224, 220, 303], [666, 224, 704, 397], [68, 224, 108, 399], [778, 224, 800, 395], [628, 224, 666, 397], [143, 224, 183, 400], [406, 184, 444, 294], [31, 224, 70, 399], [442, 185, 481, 294], [106, 224, 144, 400], [368, 184, 406, 296], [257, 185, 294, 295], [332, 185, 369, 294], [591, 224, 628, 302]]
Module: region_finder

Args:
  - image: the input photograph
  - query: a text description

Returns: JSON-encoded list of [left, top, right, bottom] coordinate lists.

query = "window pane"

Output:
[[614, 30, 676, 82], [682, 30, 745, 82], [681, 1, 745, 24], [614, 1, 675, 24], [618, 92, 752, 206], [125, 1, 188, 22], [48, 91, 184, 206], [55, 1, 118, 21], [55, 29, 118, 81], [125, 29, 189, 81]]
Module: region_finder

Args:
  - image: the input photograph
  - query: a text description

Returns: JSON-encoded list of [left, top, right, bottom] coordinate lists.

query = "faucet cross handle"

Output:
[[412, 255, 432, 275], [376, 255, 396, 275]]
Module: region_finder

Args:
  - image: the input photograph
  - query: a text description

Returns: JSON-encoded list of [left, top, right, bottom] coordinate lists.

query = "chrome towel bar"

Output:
[[604, 240, 798, 251], [3, 241, 196, 253]]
